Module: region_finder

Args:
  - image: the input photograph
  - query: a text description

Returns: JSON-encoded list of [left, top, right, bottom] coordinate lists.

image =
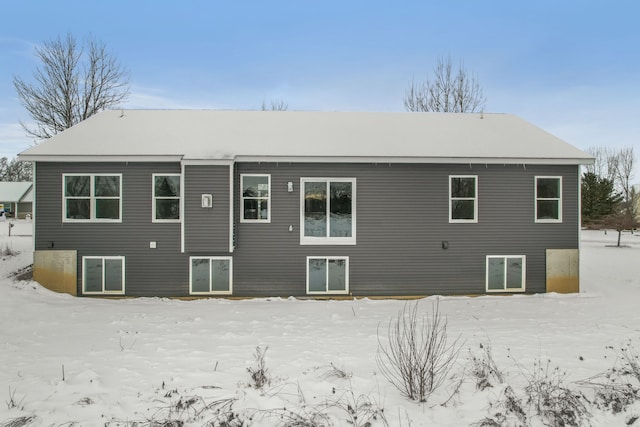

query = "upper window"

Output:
[[63, 174, 122, 222], [486, 255, 525, 292], [535, 176, 562, 223], [153, 174, 181, 222], [306, 256, 349, 294], [83, 256, 125, 295], [450, 175, 477, 223], [190, 256, 233, 295], [241, 174, 270, 222], [300, 178, 356, 245]]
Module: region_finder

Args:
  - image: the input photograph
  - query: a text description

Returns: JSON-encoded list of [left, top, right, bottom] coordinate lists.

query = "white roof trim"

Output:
[[234, 155, 593, 165], [18, 155, 183, 163]]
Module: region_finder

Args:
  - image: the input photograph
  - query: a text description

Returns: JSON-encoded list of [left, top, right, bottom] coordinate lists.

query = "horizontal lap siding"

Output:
[[34, 161, 579, 298], [35, 162, 188, 297], [233, 163, 579, 297], [183, 165, 230, 253]]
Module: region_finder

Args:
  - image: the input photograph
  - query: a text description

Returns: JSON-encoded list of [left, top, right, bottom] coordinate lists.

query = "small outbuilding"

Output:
[[0, 181, 33, 219]]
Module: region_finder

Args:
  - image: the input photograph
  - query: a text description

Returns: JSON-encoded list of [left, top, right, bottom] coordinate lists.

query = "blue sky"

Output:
[[1, 0, 639, 169]]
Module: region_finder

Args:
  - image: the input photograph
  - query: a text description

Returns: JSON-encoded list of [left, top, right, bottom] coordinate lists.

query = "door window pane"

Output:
[[104, 258, 123, 291], [506, 257, 523, 289], [304, 182, 327, 237], [84, 258, 103, 292], [212, 259, 230, 292], [327, 259, 347, 291], [487, 258, 505, 290], [191, 259, 210, 293], [329, 182, 352, 237], [308, 258, 326, 292]]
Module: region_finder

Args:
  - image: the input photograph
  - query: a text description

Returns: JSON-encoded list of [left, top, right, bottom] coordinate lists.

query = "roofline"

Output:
[[17, 155, 184, 163], [17, 154, 595, 165]]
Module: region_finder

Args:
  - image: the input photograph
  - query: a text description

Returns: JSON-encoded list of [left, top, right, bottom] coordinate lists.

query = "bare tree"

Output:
[[261, 99, 288, 111], [404, 56, 486, 113], [0, 157, 32, 181], [13, 33, 130, 140], [611, 147, 635, 205]]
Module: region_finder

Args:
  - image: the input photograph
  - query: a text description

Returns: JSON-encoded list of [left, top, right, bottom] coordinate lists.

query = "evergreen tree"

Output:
[[581, 172, 620, 224]]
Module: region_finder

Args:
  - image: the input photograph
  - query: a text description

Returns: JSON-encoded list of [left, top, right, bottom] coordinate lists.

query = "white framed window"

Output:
[[300, 178, 356, 245], [306, 256, 349, 294], [535, 176, 562, 223], [153, 174, 181, 222], [241, 174, 270, 222], [82, 256, 125, 294], [63, 174, 122, 222], [189, 256, 233, 295], [486, 255, 525, 292], [449, 175, 478, 223]]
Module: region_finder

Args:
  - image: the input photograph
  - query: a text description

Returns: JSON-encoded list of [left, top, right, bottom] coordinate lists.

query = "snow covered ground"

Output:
[[1, 219, 640, 426]]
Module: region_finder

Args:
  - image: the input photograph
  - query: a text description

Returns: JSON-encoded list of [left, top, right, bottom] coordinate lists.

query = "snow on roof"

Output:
[[18, 109, 594, 165], [0, 181, 32, 202]]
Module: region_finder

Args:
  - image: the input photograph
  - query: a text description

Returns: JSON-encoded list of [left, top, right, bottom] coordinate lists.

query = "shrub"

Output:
[[467, 342, 505, 391], [579, 340, 640, 413], [376, 300, 462, 402], [521, 358, 590, 427], [247, 346, 271, 389]]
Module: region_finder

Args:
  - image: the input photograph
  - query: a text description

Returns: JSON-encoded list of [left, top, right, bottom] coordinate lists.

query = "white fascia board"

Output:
[[18, 155, 183, 163], [234, 155, 595, 166], [180, 158, 234, 166]]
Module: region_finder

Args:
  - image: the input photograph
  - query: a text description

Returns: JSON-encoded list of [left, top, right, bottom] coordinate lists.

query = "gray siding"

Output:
[[232, 163, 579, 297], [33, 161, 580, 298], [34, 162, 188, 297], [183, 165, 230, 253]]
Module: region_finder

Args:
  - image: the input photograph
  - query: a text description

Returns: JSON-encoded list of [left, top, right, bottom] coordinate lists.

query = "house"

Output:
[[18, 110, 593, 297], [0, 181, 33, 219]]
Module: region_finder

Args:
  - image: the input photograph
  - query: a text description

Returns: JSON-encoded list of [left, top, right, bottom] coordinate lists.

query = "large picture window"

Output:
[[241, 174, 270, 222], [535, 176, 562, 222], [301, 178, 355, 245], [450, 175, 477, 222], [306, 256, 349, 294], [486, 255, 525, 292], [153, 174, 181, 221], [63, 174, 122, 222], [190, 257, 232, 295], [83, 256, 125, 294]]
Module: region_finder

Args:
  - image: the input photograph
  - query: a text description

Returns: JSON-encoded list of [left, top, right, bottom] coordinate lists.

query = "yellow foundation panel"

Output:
[[546, 249, 579, 293], [33, 250, 77, 296]]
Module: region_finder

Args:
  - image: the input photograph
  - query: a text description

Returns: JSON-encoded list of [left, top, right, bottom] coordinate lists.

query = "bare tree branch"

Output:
[[13, 33, 129, 140], [404, 56, 486, 113], [261, 99, 289, 111]]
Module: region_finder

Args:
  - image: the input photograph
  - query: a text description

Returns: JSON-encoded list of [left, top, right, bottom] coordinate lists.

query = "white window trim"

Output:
[[300, 178, 356, 245], [449, 175, 478, 223], [306, 256, 350, 295], [486, 255, 526, 293], [240, 174, 271, 223], [535, 176, 562, 223], [82, 256, 125, 295], [152, 173, 181, 223], [189, 256, 233, 295], [62, 173, 123, 223]]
